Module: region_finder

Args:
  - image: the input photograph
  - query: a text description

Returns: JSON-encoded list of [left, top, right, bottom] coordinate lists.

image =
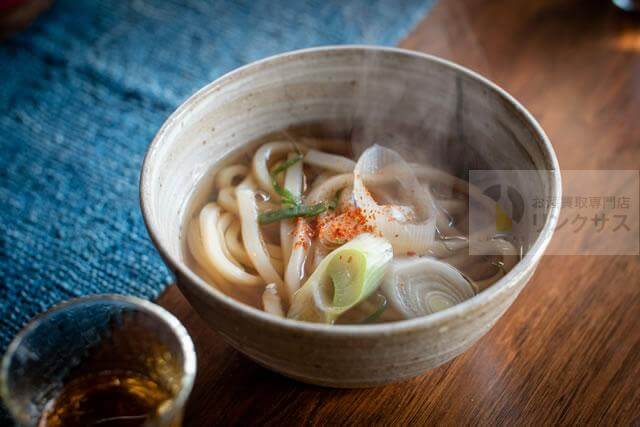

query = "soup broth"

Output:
[[183, 127, 520, 324]]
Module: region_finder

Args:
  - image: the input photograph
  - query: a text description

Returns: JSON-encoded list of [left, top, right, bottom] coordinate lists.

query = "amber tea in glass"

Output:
[[1, 295, 196, 427]]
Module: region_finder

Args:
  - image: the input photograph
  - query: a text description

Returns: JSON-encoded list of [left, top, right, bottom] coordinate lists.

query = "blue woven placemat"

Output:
[[0, 0, 434, 368]]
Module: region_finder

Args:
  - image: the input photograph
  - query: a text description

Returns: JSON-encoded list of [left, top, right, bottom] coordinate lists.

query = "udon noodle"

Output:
[[186, 138, 520, 324]]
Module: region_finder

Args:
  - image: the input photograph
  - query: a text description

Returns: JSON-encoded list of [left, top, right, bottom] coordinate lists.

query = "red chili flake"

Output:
[[316, 206, 376, 246], [292, 219, 314, 250]]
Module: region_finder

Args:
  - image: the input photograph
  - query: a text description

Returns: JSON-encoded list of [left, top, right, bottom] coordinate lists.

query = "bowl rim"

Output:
[[140, 45, 562, 336]]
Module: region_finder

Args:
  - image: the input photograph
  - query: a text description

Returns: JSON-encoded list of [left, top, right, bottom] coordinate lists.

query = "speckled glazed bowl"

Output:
[[140, 46, 561, 387]]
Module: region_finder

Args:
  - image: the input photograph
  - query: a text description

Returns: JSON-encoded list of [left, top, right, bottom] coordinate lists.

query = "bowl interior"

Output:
[[141, 46, 557, 310]]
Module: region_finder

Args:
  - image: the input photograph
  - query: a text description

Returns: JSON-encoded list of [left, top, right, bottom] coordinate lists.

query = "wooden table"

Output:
[[159, 0, 640, 424]]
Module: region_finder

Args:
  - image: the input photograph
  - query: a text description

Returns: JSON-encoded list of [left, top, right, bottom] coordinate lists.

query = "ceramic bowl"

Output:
[[140, 46, 561, 387]]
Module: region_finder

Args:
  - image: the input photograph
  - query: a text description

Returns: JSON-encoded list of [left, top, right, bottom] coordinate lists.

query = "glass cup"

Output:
[[1, 294, 196, 426]]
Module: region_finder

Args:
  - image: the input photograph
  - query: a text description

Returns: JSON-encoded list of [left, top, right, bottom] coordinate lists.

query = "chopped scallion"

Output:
[[270, 154, 304, 207], [258, 202, 330, 224]]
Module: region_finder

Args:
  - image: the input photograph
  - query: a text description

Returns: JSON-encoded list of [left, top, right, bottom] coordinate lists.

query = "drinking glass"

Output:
[[1, 294, 196, 426]]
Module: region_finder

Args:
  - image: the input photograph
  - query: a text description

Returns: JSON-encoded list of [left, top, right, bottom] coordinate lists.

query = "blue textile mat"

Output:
[[0, 0, 434, 365]]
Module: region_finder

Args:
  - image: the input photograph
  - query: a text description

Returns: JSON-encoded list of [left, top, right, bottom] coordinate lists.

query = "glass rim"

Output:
[[0, 293, 197, 425]]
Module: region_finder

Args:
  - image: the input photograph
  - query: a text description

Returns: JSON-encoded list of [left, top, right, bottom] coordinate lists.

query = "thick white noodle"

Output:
[[215, 164, 249, 215], [284, 220, 311, 302], [426, 225, 497, 258], [262, 283, 284, 317], [307, 173, 353, 203], [427, 237, 471, 258], [187, 219, 234, 295], [225, 220, 283, 274], [188, 219, 260, 306], [309, 171, 332, 192], [430, 195, 468, 236], [304, 149, 356, 173], [217, 212, 242, 267], [252, 141, 302, 198], [199, 203, 264, 287], [235, 178, 285, 299], [411, 164, 496, 213], [280, 152, 304, 265], [217, 187, 239, 215], [443, 238, 519, 291], [280, 222, 294, 268], [225, 221, 254, 268], [216, 164, 249, 188]]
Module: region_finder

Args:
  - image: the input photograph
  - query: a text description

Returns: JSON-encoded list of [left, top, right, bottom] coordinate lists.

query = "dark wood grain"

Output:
[[158, 0, 640, 424]]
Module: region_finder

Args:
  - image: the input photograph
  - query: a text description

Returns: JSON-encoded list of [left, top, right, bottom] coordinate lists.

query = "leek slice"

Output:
[[287, 233, 392, 323], [382, 257, 475, 318], [353, 145, 437, 255]]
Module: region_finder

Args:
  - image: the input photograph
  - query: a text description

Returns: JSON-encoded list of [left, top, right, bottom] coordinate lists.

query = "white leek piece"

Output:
[[288, 233, 392, 323], [353, 145, 437, 255], [304, 149, 356, 173], [382, 257, 475, 318], [217, 187, 239, 215]]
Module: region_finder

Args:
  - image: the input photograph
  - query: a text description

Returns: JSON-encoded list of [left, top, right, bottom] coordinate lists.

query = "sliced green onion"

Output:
[[270, 154, 304, 207], [288, 234, 393, 323], [271, 178, 299, 207], [258, 202, 330, 225], [271, 153, 303, 176]]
